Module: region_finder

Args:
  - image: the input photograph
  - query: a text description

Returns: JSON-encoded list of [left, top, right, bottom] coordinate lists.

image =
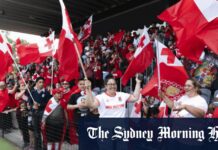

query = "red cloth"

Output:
[[122, 28, 154, 85], [94, 63, 102, 80], [213, 108, 218, 118], [53, 72, 59, 85], [158, 0, 218, 63], [0, 34, 13, 80], [17, 44, 39, 65], [197, 18, 218, 55], [78, 15, 93, 42], [111, 30, 125, 44], [45, 72, 52, 87], [32, 73, 40, 81], [125, 51, 134, 62], [7, 93, 17, 108], [17, 32, 54, 65], [112, 69, 123, 79], [65, 88, 80, 145], [0, 89, 10, 112], [141, 40, 188, 101], [55, 0, 83, 81], [52, 87, 65, 95]]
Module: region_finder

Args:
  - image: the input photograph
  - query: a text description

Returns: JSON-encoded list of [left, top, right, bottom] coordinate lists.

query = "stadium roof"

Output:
[[0, 0, 178, 36]]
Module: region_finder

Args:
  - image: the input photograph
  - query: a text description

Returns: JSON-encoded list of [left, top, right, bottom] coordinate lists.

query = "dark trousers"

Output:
[[16, 110, 30, 144], [0, 112, 12, 137], [32, 110, 43, 150]]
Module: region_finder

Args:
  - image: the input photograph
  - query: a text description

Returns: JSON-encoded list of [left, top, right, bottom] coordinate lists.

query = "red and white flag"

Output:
[[197, 18, 218, 55], [37, 31, 55, 63], [0, 34, 13, 80], [78, 15, 93, 42], [158, 0, 218, 63], [111, 30, 125, 44], [141, 40, 188, 101], [17, 31, 55, 65], [130, 96, 142, 118], [56, 0, 83, 81], [158, 101, 168, 118], [43, 97, 59, 117], [122, 27, 154, 85]]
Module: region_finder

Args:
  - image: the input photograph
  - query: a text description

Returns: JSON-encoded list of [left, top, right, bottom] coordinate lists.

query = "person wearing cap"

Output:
[[41, 88, 67, 150], [28, 77, 51, 150]]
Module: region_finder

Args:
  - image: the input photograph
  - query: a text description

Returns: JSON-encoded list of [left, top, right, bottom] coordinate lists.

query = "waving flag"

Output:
[[141, 40, 188, 101], [78, 15, 93, 42], [0, 34, 13, 80], [37, 31, 55, 63], [43, 97, 59, 117], [56, 0, 83, 81], [122, 27, 154, 85], [17, 31, 55, 65], [158, 0, 218, 63], [196, 21, 218, 55], [112, 30, 125, 44]]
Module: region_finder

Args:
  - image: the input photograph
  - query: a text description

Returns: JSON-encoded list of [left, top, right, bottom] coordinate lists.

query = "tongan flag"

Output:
[[56, 0, 83, 81], [141, 40, 189, 101], [0, 34, 13, 80], [158, 0, 218, 63], [17, 31, 55, 65], [122, 27, 154, 85], [37, 31, 55, 63], [78, 15, 93, 42]]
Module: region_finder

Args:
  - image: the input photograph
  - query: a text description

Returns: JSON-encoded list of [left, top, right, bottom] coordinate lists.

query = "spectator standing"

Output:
[[28, 77, 51, 150]]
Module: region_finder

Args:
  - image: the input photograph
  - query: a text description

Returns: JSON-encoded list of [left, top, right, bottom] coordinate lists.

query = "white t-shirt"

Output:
[[173, 95, 208, 118], [96, 92, 130, 118]]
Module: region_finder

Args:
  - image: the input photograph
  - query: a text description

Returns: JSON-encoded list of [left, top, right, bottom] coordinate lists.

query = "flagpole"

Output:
[[155, 39, 167, 117], [50, 31, 55, 93], [51, 57, 54, 92], [73, 40, 88, 79], [155, 39, 161, 90], [6, 48, 36, 103]]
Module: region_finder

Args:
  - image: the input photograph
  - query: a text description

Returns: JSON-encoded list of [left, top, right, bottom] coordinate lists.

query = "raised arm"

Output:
[[84, 80, 99, 109], [128, 74, 142, 102]]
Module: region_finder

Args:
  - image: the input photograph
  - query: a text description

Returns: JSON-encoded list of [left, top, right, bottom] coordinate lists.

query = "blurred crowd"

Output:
[[1, 23, 218, 150]]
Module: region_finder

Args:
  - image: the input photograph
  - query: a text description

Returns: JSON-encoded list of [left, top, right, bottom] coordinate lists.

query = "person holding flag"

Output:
[[159, 79, 208, 118], [28, 77, 51, 150], [41, 87, 67, 150]]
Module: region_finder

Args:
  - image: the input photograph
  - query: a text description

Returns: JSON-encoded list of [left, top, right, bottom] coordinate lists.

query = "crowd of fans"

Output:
[[0, 22, 218, 150]]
